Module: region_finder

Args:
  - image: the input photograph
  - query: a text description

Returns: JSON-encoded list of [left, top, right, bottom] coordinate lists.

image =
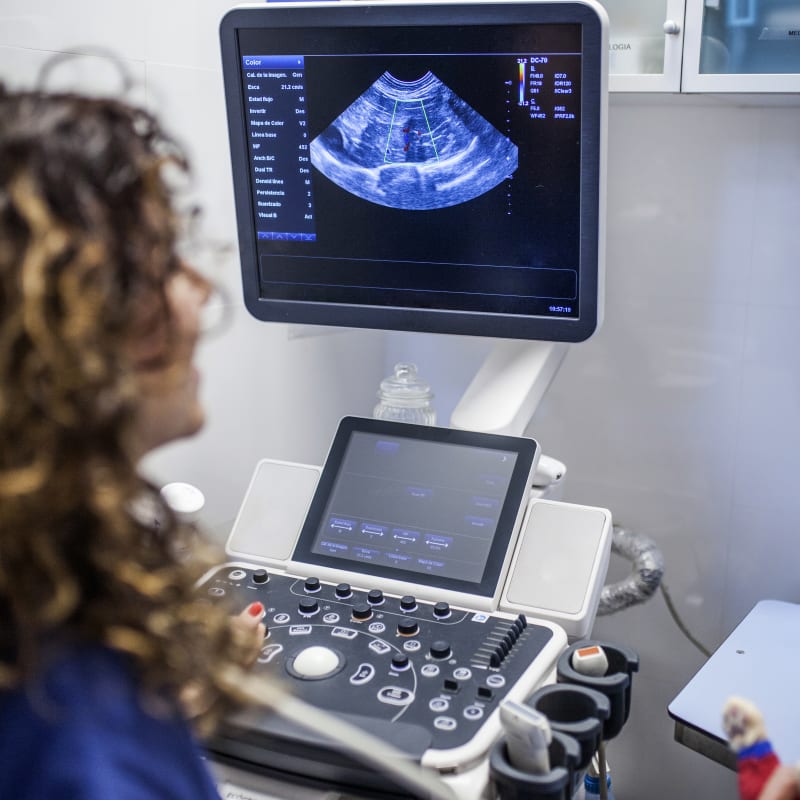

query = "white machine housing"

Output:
[[226, 457, 611, 639]]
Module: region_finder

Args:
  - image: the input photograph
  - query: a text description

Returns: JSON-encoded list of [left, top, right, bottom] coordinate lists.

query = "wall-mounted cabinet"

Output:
[[601, 0, 800, 93], [604, 0, 686, 92], [683, 0, 800, 92]]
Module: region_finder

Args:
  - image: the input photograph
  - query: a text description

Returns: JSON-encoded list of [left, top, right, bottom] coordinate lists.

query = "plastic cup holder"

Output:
[[525, 684, 610, 771], [556, 640, 639, 741], [490, 729, 581, 800]]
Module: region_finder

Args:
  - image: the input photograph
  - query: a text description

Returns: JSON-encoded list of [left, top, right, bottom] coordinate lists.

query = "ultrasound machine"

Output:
[[205, 2, 626, 798]]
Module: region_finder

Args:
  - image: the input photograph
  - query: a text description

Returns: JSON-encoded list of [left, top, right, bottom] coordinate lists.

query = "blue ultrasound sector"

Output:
[[310, 71, 519, 210]]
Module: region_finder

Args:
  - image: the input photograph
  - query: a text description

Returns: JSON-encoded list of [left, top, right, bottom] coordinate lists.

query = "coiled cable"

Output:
[[597, 525, 664, 616], [597, 525, 711, 658]]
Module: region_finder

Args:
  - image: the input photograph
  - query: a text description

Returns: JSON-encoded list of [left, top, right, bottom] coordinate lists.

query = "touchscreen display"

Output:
[[311, 432, 517, 583], [293, 418, 538, 595]]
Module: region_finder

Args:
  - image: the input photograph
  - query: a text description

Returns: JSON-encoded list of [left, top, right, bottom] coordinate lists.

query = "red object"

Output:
[[738, 744, 780, 800], [247, 602, 264, 618]]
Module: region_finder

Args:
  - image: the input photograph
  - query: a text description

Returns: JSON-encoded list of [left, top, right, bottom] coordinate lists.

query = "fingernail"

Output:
[[247, 602, 264, 617]]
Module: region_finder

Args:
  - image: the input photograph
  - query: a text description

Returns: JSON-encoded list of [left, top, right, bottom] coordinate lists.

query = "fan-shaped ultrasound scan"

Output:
[[310, 71, 519, 211]]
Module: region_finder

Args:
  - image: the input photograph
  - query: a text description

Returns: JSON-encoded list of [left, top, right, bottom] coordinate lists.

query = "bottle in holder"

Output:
[[373, 362, 436, 426], [579, 772, 615, 800]]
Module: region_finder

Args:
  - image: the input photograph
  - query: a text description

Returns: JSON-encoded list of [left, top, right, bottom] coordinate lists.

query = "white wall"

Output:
[[0, 1, 385, 537], [563, 96, 800, 798], [4, 3, 798, 797], [388, 95, 800, 798]]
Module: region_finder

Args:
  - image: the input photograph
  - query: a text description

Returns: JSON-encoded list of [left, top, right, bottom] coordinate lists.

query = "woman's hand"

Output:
[[180, 602, 266, 720], [759, 766, 800, 800], [230, 602, 267, 668]]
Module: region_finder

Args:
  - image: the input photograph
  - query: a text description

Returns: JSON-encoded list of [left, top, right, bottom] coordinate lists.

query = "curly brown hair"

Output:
[[0, 85, 252, 732]]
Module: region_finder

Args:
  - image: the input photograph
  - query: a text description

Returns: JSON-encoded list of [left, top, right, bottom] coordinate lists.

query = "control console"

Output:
[[203, 418, 611, 794], [203, 563, 564, 790]]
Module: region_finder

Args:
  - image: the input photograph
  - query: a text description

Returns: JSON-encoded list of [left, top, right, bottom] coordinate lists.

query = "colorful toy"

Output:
[[722, 696, 800, 800]]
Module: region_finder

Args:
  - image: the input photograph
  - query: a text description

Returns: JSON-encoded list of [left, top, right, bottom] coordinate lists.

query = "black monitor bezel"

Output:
[[291, 416, 539, 596], [220, 0, 606, 342]]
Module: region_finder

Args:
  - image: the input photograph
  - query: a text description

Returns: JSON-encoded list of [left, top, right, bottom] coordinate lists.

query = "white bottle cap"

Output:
[[160, 482, 205, 524]]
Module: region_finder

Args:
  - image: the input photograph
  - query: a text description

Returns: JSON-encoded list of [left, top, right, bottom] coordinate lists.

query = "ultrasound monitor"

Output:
[[220, 1, 608, 342]]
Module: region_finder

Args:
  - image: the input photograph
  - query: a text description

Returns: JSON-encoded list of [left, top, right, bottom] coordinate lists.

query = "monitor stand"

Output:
[[450, 339, 568, 437], [450, 340, 569, 498]]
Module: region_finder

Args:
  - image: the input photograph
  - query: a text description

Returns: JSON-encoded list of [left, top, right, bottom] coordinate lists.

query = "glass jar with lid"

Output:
[[373, 362, 436, 426]]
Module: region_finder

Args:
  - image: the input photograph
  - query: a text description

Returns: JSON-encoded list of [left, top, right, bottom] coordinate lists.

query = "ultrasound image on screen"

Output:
[[310, 70, 518, 210], [309, 432, 518, 584]]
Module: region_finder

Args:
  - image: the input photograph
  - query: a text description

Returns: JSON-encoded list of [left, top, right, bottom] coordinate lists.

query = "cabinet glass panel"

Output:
[[699, 0, 800, 74], [601, 0, 670, 74]]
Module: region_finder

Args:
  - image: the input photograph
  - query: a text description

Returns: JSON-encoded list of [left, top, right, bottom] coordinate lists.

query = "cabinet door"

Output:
[[601, 0, 686, 91], [683, 0, 800, 91]]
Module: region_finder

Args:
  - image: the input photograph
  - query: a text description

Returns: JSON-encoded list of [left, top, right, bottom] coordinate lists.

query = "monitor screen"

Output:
[[291, 417, 539, 596], [220, 1, 607, 341]]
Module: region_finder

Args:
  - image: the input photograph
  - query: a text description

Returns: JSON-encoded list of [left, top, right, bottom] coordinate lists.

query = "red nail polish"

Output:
[[248, 602, 264, 617]]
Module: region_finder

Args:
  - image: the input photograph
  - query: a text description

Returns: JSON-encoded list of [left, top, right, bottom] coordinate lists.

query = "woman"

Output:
[[0, 85, 264, 798], [759, 770, 800, 800]]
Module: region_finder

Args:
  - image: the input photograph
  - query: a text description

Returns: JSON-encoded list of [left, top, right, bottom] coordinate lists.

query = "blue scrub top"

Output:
[[0, 645, 221, 800]]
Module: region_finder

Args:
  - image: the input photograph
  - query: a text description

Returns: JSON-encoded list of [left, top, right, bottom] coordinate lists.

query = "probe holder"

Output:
[[556, 640, 639, 741], [489, 729, 580, 800], [525, 684, 609, 771]]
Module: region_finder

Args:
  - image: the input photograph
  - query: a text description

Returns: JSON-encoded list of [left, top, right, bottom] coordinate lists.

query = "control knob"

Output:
[[397, 618, 419, 636], [304, 577, 321, 593], [335, 583, 352, 599], [299, 598, 319, 616], [430, 640, 451, 660], [433, 602, 451, 619], [400, 595, 417, 612], [352, 603, 372, 621], [252, 569, 269, 585], [367, 589, 384, 606], [391, 653, 410, 671]]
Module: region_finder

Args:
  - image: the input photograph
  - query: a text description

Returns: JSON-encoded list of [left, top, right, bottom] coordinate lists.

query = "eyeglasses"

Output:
[[199, 280, 233, 338], [172, 257, 233, 340]]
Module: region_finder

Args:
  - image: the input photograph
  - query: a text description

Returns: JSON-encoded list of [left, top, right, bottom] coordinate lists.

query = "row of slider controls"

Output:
[[489, 615, 528, 667]]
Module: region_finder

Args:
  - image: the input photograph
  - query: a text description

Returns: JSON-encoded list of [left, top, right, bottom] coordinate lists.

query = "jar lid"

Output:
[[161, 482, 205, 522], [378, 362, 433, 402]]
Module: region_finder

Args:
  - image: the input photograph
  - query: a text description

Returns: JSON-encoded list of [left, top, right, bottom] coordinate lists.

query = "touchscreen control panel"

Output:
[[292, 417, 538, 599]]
